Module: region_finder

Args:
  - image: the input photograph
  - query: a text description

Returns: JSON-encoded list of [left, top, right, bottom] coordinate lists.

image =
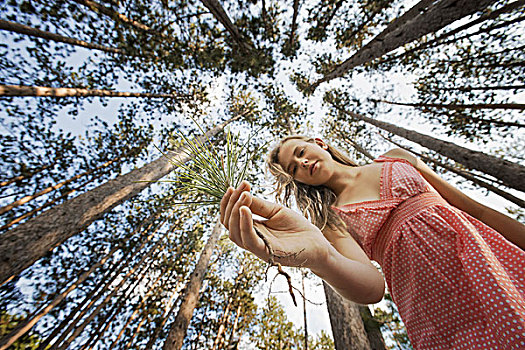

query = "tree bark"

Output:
[[55, 237, 164, 350], [0, 215, 162, 350], [289, 0, 300, 49], [331, 105, 525, 192], [323, 282, 382, 350], [310, 0, 498, 90], [71, 0, 159, 34], [440, 84, 525, 92], [0, 19, 127, 55], [379, 99, 525, 111], [0, 164, 53, 188], [199, 0, 253, 52], [0, 154, 122, 216], [0, 176, 98, 231], [380, 0, 525, 65], [0, 115, 241, 286], [0, 84, 188, 99], [162, 219, 223, 350]]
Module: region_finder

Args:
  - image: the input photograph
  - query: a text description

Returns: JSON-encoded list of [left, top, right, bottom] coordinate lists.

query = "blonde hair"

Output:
[[266, 135, 357, 232]]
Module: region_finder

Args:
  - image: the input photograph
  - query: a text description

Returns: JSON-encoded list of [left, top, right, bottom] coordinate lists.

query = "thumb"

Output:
[[246, 194, 283, 220]]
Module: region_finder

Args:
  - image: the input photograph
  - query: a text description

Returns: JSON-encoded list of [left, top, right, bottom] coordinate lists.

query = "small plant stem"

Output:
[[253, 226, 301, 307]]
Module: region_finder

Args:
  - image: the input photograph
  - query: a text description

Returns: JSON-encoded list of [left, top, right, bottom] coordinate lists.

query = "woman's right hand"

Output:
[[220, 181, 333, 268]]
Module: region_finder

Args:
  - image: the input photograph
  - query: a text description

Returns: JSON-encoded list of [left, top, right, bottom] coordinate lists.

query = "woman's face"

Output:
[[278, 139, 334, 186]]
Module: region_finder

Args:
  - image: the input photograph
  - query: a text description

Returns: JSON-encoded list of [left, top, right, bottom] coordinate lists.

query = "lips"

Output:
[[309, 161, 317, 175]]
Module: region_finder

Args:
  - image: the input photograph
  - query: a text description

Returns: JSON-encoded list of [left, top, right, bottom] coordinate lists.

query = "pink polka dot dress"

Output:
[[332, 156, 525, 349]]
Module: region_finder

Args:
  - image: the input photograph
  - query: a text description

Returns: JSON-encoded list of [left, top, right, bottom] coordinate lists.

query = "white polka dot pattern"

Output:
[[332, 156, 525, 349]]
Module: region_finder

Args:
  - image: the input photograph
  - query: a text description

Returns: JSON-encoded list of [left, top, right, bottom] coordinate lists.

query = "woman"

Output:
[[220, 135, 525, 349]]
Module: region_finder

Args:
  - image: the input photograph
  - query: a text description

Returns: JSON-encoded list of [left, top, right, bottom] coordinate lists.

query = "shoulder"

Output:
[[381, 148, 418, 167]]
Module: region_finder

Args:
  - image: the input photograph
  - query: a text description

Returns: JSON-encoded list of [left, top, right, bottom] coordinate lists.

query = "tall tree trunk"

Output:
[[55, 237, 165, 350], [373, 0, 434, 42], [289, 0, 300, 49], [143, 279, 181, 349], [0, 154, 123, 216], [379, 134, 525, 208], [440, 84, 525, 92], [302, 271, 308, 350], [163, 219, 223, 350], [124, 313, 149, 350], [0, 164, 53, 188], [212, 262, 244, 350], [310, 0, 498, 90], [0, 114, 241, 286], [381, 0, 525, 65], [0, 176, 98, 231], [379, 99, 525, 111], [199, 0, 253, 52], [0, 19, 128, 55], [71, 0, 160, 34], [225, 302, 242, 349], [357, 305, 386, 350], [0, 215, 163, 350], [0, 84, 189, 99], [330, 105, 525, 192], [323, 282, 384, 350], [34, 213, 160, 350]]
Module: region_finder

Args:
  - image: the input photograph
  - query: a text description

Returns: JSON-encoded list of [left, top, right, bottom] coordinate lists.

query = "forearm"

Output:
[[310, 245, 385, 304], [477, 205, 525, 250]]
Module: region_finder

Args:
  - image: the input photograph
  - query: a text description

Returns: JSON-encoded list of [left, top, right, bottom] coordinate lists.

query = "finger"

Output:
[[224, 181, 251, 229], [220, 187, 233, 227], [228, 190, 252, 246], [239, 205, 267, 259], [248, 196, 283, 220]]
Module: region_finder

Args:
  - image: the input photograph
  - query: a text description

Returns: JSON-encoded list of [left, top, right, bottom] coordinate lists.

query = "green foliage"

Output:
[[0, 311, 43, 349]]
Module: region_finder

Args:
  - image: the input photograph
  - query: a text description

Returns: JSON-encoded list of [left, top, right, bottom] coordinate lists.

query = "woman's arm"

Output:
[[220, 183, 385, 304], [315, 227, 385, 304], [383, 148, 525, 250]]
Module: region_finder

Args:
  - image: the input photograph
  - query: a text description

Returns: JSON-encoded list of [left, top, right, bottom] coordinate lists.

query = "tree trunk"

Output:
[[143, 279, 181, 349], [310, 0, 498, 90], [323, 282, 380, 350], [0, 19, 127, 55], [0, 176, 98, 231], [373, 0, 434, 42], [124, 313, 149, 350], [331, 106, 525, 192], [225, 302, 242, 349], [0, 215, 164, 350], [380, 99, 525, 111], [0, 84, 189, 99], [0, 164, 53, 188], [381, 0, 525, 65], [199, 0, 252, 52], [440, 84, 525, 92], [0, 154, 123, 216], [55, 237, 165, 350], [34, 213, 159, 350], [0, 115, 241, 286], [162, 219, 223, 350], [357, 305, 386, 350], [302, 271, 308, 350], [289, 0, 300, 49], [71, 0, 159, 34]]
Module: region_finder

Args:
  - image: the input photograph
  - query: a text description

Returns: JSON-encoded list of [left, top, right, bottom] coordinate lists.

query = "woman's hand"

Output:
[[220, 181, 332, 268]]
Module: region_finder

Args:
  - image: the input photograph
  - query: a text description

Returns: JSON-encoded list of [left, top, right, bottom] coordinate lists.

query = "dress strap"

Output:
[[373, 155, 415, 168]]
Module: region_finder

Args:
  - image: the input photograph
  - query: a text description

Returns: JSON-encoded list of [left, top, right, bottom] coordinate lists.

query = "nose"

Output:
[[301, 158, 308, 168]]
